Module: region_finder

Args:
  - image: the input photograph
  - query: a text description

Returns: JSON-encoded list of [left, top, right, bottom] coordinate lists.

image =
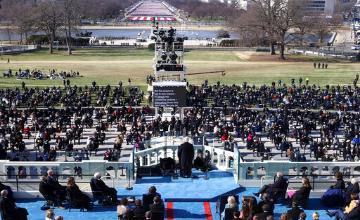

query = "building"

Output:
[[239, 0, 355, 16]]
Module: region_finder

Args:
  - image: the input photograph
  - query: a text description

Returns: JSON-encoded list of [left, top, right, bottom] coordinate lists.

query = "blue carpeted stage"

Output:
[[16, 170, 332, 220]]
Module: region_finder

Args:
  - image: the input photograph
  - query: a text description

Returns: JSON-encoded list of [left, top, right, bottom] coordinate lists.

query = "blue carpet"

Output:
[[15, 170, 333, 220], [171, 202, 208, 219], [118, 170, 242, 202]]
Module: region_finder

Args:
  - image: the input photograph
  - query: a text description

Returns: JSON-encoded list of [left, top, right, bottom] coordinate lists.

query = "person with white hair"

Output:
[[254, 172, 288, 200], [90, 172, 117, 205], [221, 196, 239, 220], [0, 189, 28, 220], [178, 136, 194, 178]]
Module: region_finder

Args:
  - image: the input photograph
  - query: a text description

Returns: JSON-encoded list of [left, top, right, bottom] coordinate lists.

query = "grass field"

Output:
[[0, 48, 358, 88]]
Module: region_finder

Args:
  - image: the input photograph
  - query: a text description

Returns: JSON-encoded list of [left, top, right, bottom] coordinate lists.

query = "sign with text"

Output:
[[153, 85, 186, 107]]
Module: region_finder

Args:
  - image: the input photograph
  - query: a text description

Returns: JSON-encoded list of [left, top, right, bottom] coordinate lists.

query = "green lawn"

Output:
[[0, 48, 358, 88]]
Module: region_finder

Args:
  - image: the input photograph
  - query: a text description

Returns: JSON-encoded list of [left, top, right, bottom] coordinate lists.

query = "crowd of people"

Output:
[[220, 171, 360, 220], [2, 69, 81, 81], [0, 89, 359, 163], [0, 83, 143, 108], [187, 78, 359, 110]]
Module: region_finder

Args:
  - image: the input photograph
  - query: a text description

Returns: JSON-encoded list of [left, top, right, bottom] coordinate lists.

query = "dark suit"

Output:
[[347, 205, 360, 220], [346, 182, 360, 194], [39, 180, 58, 204], [132, 206, 145, 219], [0, 197, 27, 220], [286, 206, 304, 220], [333, 179, 345, 190], [47, 176, 66, 201], [255, 212, 271, 220], [0, 197, 15, 220], [178, 142, 194, 177], [90, 178, 117, 203], [149, 202, 165, 220], [67, 184, 91, 210], [293, 186, 311, 206], [257, 176, 288, 198]]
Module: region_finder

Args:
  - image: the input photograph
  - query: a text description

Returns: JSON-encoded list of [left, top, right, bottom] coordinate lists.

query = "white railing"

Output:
[[134, 136, 235, 170]]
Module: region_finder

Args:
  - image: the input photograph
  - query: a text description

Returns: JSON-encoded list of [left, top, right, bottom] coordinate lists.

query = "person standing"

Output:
[[178, 137, 194, 178]]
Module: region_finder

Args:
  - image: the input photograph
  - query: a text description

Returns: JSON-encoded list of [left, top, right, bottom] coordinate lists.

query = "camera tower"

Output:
[[150, 22, 186, 81]]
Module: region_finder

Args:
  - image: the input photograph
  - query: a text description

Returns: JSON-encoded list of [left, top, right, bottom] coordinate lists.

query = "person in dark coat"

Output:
[[254, 172, 288, 198], [46, 170, 66, 202], [0, 190, 28, 220], [149, 196, 164, 219], [286, 202, 304, 220], [178, 137, 194, 178], [39, 175, 63, 207], [90, 172, 117, 204], [0, 182, 14, 202], [345, 178, 360, 204], [293, 177, 312, 207], [254, 204, 272, 220], [331, 172, 345, 190], [66, 177, 92, 210], [132, 199, 146, 219], [346, 178, 360, 195]]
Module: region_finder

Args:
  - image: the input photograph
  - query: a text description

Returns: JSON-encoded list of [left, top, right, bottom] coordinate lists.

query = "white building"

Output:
[[238, 0, 354, 16]]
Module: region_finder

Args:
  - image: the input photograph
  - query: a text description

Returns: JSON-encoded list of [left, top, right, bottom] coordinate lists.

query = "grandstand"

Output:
[[125, 0, 182, 22]]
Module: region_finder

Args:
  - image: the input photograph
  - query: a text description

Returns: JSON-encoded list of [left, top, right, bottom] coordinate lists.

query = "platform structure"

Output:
[[151, 25, 186, 82]]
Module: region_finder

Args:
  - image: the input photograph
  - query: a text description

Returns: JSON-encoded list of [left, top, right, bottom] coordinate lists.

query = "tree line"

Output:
[[0, 0, 135, 54], [231, 0, 344, 59]]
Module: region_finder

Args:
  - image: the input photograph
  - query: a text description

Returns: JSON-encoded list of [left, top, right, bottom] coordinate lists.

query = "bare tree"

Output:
[[311, 14, 342, 46], [60, 0, 81, 55], [232, 0, 305, 59], [33, 1, 63, 54]]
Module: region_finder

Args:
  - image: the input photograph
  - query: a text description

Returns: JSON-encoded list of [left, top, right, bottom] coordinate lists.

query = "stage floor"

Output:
[[17, 170, 331, 220]]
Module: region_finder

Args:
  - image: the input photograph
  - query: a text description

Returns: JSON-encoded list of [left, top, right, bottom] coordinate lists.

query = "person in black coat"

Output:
[[286, 202, 304, 220], [293, 177, 312, 207], [149, 196, 164, 219], [46, 170, 66, 202], [90, 172, 117, 204], [0, 182, 14, 202], [255, 193, 274, 215], [254, 172, 287, 198], [345, 178, 360, 205], [66, 177, 92, 210], [346, 178, 360, 195], [347, 205, 360, 220], [0, 190, 28, 220], [178, 137, 194, 178], [39, 175, 63, 207], [132, 199, 146, 219], [254, 204, 272, 220], [331, 172, 345, 190]]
